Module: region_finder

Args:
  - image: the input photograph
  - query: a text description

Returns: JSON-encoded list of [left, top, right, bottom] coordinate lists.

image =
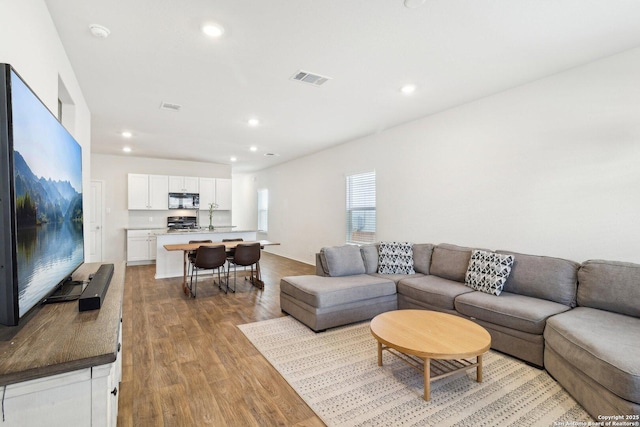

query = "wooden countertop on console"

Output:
[[0, 261, 125, 386]]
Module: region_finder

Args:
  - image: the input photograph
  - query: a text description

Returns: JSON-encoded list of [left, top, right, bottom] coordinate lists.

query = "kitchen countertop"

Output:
[[126, 226, 251, 234]]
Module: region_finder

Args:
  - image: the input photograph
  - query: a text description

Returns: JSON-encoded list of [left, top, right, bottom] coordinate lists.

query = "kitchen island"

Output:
[[155, 229, 258, 279]]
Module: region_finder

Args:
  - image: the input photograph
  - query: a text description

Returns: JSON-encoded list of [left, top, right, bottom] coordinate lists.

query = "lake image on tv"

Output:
[[11, 69, 83, 316]]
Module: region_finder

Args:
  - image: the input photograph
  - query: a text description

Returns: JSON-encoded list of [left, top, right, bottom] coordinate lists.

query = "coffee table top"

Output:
[[370, 310, 491, 359]]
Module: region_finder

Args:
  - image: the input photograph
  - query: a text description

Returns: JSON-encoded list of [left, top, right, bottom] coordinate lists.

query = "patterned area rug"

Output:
[[238, 316, 593, 427]]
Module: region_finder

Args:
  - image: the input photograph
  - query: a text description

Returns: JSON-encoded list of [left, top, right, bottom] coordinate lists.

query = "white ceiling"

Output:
[[44, 0, 640, 172]]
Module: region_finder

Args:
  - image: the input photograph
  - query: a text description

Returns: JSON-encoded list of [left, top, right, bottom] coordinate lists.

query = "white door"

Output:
[[89, 180, 104, 262]]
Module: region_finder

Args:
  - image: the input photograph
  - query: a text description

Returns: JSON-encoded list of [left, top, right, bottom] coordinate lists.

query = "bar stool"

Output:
[[226, 242, 262, 292], [188, 245, 227, 297]]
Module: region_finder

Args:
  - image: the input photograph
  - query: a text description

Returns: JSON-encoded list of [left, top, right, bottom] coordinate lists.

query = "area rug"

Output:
[[238, 316, 593, 427]]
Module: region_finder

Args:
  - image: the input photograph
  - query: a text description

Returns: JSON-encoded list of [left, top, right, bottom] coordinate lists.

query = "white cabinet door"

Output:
[[127, 235, 150, 262], [128, 174, 168, 210], [168, 176, 184, 193], [216, 178, 232, 210], [199, 177, 216, 210], [148, 175, 169, 210], [3, 370, 92, 427], [184, 176, 199, 193], [128, 173, 150, 210], [169, 176, 199, 193]]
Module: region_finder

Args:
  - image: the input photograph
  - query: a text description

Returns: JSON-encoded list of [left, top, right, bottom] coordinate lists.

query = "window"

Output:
[[346, 171, 376, 244], [257, 189, 268, 232]]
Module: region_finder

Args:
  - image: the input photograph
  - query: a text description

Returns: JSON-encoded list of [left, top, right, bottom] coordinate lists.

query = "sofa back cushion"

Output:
[[320, 245, 366, 277], [412, 243, 434, 274], [360, 244, 379, 274], [430, 243, 475, 282], [577, 259, 640, 318], [497, 250, 579, 307]]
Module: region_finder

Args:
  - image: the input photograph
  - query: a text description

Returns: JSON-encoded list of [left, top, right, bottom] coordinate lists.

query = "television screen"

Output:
[[0, 64, 84, 325]]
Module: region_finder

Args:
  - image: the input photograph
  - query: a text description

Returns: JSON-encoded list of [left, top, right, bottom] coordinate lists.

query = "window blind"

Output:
[[346, 171, 376, 244]]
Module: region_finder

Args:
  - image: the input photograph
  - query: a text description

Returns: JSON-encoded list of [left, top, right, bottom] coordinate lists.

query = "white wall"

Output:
[[237, 47, 640, 265], [91, 153, 231, 262], [0, 0, 92, 258]]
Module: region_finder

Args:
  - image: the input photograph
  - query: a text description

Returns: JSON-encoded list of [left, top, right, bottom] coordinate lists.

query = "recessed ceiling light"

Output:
[[89, 24, 110, 38], [122, 147, 132, 153], [121, 131, 132, 138], [248, 118, 260, 127], [401, 84, 417, 95], [250, 146, 258, 152], [230, 156, 237, 162], [202, 23, 224, 38]]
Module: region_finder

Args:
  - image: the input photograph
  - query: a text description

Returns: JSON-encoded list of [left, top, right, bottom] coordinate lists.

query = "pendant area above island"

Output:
[[155, 230, 258, 279]]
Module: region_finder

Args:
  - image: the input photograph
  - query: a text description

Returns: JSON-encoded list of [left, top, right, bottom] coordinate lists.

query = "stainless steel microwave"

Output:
[[168, 193, 200, 209]]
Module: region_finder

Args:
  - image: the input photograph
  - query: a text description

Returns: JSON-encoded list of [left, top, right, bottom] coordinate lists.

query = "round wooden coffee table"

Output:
[[370, 310, 491, 401]]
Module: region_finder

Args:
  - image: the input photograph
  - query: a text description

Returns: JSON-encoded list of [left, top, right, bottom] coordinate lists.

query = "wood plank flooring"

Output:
[[117, 252, 324, 426]]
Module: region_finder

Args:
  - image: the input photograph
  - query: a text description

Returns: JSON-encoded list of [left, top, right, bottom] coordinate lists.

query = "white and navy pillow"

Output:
[[465, 250, 515, 296], [377, 242, 415, 274]]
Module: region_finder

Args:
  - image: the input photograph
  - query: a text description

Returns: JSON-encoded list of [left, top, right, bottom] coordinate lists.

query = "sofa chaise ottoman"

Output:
[[280, 244, 401, 331]]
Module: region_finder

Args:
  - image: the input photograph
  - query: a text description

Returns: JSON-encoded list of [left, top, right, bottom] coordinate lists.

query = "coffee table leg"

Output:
[[477, 354, 483, 382], [423, 358, 431, 401], [377, 341, 383, 366]]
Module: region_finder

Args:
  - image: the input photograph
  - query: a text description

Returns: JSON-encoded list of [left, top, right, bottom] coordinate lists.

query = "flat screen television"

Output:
[[0, 64, 84, 326]]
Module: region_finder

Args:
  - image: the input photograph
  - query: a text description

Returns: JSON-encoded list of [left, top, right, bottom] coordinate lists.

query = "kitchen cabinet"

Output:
[[199, 177, 216, 210], [128, 174, 168, 210], [215, 178, 232, 210], [127, 229, 162, 264], [198, 178, 231, 210], [169, 175, 199, 193]]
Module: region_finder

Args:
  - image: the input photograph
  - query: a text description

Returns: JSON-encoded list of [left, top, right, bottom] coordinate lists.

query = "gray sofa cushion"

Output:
[[497, 250, 579, 307], [455, 291, 571, 335], [369, 272, 424, 284], [545, 307, 640, 403], [412, 243, 434, 274], [280, 274, 395, 308], [360, 244, 379, 274], [577, 259, 640, 317], [397, 275, 474, 311], [430, 243, 474, 282], [320, 245, 365, 277]]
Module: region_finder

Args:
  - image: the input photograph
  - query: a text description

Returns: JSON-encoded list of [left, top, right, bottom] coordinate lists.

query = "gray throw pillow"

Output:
[[465, 249, 515, 296], [321, 245, 366, 277]]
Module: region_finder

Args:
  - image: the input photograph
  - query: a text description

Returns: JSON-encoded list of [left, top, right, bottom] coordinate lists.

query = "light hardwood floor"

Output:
[[116, 252, 324, 426]]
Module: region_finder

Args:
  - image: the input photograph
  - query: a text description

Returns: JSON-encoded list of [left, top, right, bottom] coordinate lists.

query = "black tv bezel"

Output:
[[0, 64, 19, 326], [0, 64, 85, 327]]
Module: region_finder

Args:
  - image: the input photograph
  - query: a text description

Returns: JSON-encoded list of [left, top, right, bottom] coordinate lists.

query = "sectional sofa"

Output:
[[279, 242, 640, 419]]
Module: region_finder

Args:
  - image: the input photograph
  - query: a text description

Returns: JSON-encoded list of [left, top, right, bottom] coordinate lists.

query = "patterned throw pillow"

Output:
[[465, 250, 515, 296], [377, 242, 415, 274]]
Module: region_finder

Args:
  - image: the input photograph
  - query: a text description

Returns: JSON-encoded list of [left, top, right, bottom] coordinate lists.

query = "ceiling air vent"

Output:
[[290, 70, 331, 87], [159, 101, 182, 112]]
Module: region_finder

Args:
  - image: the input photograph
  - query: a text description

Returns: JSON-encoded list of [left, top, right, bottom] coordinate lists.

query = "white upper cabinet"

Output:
[[169, 176, 199, 193], [215, 178, 232, 210], [198, 178, 231, 210], [198, 177, 216, 210], [128, 174, 169, 210]]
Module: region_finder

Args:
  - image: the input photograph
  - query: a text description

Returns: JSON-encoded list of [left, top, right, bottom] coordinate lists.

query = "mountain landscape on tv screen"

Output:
[[13, 150, 82, 227]]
